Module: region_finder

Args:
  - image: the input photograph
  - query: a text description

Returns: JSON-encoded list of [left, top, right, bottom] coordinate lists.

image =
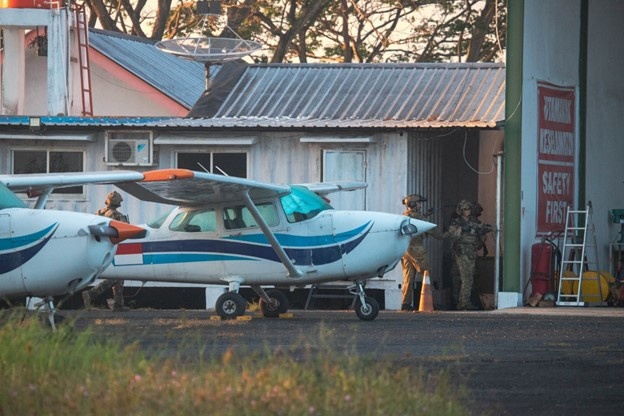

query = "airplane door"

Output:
[[0, 213, 27, 294], [322, 150, 366, 210], [306, 211, 348, 278]]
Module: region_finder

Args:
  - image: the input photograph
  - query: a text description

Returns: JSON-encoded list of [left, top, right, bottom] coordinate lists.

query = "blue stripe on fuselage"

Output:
[[0, 224, 58, 274], [123, 222, 372, 266]]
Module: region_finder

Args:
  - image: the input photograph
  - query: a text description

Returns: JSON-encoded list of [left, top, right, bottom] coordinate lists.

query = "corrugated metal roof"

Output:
[[180, 62, 505, 129], [88, 29, 209, 109], [0, 115, 169, 128]]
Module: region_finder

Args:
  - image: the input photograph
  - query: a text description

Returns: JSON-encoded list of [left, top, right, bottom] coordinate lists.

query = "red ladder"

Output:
[[74, 3, 93, 116]]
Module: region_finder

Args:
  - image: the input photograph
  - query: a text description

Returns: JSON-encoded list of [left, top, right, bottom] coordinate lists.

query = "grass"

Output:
[[0, 311, 470, 416]]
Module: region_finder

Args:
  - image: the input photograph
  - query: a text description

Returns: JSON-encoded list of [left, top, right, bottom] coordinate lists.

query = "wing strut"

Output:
[[241, 191, 303, 278], [34, 188, 53, 209]]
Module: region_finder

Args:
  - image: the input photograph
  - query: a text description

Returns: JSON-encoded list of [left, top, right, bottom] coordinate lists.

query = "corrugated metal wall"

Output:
[[407, 132, 445, 289]]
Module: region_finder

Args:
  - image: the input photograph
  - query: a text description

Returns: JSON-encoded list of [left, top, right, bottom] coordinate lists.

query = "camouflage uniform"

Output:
[[83, 191, 128, 312], [400, 194, 435, 311], [446, 200, 492, 310]]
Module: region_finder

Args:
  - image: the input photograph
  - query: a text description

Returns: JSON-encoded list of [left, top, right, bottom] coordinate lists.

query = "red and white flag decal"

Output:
[[114, 243, 144, 266]]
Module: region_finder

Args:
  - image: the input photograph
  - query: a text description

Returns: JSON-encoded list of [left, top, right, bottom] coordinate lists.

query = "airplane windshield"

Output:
[[0, 184, 27, 210], [147, 209, 173, 229], [280, 185, 333, 223]]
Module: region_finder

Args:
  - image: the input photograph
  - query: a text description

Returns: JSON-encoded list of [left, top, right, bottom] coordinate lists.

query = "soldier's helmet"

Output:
[[402, 194, 426, 209], [105, 191, 123, 207], [456, 199, 472, 215]]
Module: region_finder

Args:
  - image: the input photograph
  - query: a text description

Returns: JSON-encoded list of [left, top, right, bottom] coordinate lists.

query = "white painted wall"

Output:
[[521, 0, 624, 293], [521, 1, 581, 295], [586, 0, 624, 272], [0, 8, 188, 117]]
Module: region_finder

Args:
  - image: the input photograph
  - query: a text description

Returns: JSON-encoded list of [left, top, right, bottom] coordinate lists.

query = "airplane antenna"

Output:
[[214, 165, 229, 176], [196, 162, 229, 176], [197, 162, 210, 173]]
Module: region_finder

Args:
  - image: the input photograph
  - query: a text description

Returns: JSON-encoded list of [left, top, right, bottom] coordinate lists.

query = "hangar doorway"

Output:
[[408, 129, 503, 309]]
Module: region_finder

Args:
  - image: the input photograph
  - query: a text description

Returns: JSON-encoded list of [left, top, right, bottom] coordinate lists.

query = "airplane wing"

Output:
[[298, 181, 367, 196], [0, 171, 144, 193], [0, 169, 292, 207], [116, 170, 291, 206]]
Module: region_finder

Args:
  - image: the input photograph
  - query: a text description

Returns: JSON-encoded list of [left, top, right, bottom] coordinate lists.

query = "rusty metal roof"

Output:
[[88, 29, 208, 109], [177, 62, 505, 129]]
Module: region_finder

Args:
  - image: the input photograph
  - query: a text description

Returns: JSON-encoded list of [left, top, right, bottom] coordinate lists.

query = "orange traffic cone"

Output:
[[418, 271, 434, 313]]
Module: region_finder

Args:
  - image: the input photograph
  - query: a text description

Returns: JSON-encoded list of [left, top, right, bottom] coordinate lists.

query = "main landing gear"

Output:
[[214, 284, 289, 319], [214, 281, 379, 321]]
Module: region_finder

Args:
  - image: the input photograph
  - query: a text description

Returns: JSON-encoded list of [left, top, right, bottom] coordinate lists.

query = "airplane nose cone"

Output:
[[401, 217, 437, 236], [88, 221, 146, 244], [108, 221, 146, 244]]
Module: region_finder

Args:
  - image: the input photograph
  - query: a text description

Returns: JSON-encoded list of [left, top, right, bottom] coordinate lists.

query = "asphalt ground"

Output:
[[24, 307, 624, 415]]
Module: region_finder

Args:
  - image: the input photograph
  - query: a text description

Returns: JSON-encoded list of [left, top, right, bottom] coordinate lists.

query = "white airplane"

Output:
[[0, 175, 146, 328], [1, 169, 436, 321]]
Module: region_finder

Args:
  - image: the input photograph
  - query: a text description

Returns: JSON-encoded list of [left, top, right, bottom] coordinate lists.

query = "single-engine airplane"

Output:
[[1, 169, 436, 321], [0, 177, 145, 328]]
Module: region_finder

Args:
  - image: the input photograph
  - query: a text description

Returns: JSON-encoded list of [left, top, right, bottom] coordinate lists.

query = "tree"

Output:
[[82, 0, 506, 63]]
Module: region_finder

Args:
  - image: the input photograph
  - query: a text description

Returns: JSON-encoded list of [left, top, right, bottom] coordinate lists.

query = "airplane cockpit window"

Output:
[[0, 184, 27, 210], [147, 210, 172, 229], [169, 209, 217, 232], [223, 202, 278, 230], [281, 185, 333, 223]]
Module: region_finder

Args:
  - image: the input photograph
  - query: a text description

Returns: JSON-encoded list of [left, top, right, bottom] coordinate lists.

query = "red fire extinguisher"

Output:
[[530, 242, 554, 297]]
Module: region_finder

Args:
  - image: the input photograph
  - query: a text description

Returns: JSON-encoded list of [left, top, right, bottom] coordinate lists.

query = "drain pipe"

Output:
[[495, 151, 503, 308], [503, 0, 524, 300]]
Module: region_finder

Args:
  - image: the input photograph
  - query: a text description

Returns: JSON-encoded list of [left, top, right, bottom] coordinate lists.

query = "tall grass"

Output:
[[0, 312, 469, 416]]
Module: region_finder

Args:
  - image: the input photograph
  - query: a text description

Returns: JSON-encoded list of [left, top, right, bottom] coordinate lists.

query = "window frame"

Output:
[[174, 149, 249, 178], [10, 147, 86, 198]]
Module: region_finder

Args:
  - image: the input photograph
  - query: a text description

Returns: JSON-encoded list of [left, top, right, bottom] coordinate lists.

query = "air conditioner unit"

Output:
[[106, 137, 152, 166]]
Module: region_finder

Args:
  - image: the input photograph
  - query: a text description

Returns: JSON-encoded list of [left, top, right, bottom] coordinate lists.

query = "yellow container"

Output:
[[571, 271, 613, 302], [559, 270, 577, 294]]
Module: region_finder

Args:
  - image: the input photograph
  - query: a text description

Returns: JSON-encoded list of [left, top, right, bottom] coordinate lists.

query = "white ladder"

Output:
[[556, 203, 603, 306]]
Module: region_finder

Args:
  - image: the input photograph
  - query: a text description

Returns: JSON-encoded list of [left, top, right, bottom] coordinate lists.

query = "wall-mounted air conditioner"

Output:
[[105, 131, 153, 166]]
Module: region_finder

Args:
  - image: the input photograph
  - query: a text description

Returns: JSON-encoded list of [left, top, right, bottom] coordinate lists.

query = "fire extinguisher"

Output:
[[529, 237, 561, 297]]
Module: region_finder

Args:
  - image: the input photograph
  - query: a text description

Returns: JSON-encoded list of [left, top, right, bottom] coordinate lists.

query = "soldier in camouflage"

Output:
[[446, 200, 492, 310], [400, 194, 437, 311], [82, 191, 129, 312]]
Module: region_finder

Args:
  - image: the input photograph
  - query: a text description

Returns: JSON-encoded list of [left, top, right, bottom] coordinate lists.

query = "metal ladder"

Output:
[[556, 202, 603, 306]]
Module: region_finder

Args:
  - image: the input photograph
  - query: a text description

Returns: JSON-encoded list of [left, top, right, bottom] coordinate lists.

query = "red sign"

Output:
[[536, 82, 576, 234]]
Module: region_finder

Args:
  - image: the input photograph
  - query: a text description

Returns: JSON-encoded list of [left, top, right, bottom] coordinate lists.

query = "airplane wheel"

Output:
[[216, 292, 246, 319], [259, 289, 289, 318], [355, 296, 379, 321]]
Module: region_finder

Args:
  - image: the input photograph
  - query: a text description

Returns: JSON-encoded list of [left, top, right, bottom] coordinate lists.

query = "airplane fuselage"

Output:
[[102, 206, 429, 287], [0, 209, 119, 298]]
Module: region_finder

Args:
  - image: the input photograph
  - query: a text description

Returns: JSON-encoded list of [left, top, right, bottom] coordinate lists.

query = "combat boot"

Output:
[[82, 291, 92, 310], [112, 304, 129, 312], [111, 285, 128, 312]]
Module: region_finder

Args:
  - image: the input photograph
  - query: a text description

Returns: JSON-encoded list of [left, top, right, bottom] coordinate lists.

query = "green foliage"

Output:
[[0, 313, 469, 416], [87, 0, 506, 63]]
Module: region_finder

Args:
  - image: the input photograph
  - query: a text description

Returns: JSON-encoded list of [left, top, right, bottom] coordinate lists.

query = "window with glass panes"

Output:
[[176, 152, 247, 178], [11, 149, 84, 194]]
